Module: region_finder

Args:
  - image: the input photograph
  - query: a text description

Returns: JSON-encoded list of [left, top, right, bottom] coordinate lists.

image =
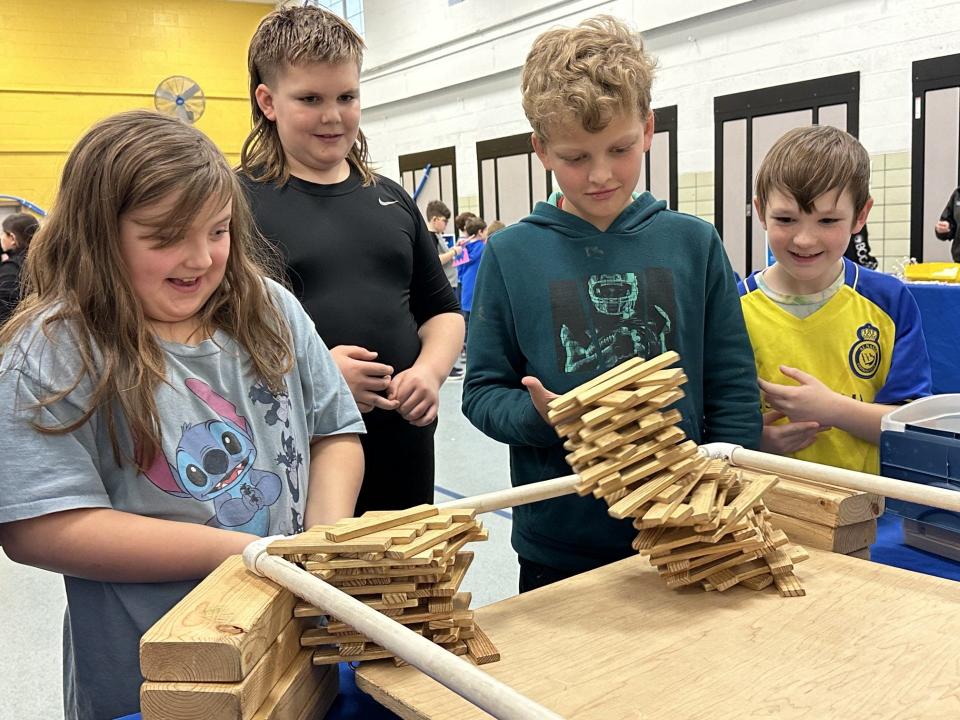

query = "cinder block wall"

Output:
[[0, 0, 267, 210]]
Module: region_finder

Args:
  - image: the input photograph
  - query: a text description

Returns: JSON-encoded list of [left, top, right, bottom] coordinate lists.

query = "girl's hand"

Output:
[[388, 364, 441, 427], [521, 376, 558, 423], [935, 220, 950, 234], [330, 345, 400, 413]]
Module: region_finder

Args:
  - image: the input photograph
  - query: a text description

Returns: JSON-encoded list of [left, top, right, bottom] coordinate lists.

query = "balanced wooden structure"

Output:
[[139, 506, 498, 720], [545, 352, 809, 595], [267, 505, 499, 667]]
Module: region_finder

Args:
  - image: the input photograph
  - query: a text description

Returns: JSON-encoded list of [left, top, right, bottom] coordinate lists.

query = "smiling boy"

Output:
[[239, 6, 463, 513], [740, 125, 931, 473], [462, 16, 760, 592]]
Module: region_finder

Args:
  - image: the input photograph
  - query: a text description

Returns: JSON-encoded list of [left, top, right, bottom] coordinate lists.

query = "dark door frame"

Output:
[[714, 73, 860, 273], [910, 53, 960, 260], [398, 146, 458, 216]]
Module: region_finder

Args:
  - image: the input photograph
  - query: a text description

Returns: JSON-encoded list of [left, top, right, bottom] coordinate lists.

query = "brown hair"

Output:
[[241, 5, 374, 186], [1, 213, 40, 253], [454, 211, 477, 235], [755, 125, 871, 218], [0, 109, 293, 468], [425, 199, 451, 221], [521, 15, 656, 141], [464, 217, 487, 237]]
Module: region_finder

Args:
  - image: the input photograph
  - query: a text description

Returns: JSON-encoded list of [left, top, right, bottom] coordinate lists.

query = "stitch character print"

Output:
[[143, 378, 282, 535]]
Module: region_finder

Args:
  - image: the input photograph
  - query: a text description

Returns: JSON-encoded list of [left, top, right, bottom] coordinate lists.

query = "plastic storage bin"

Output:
[[880, 395, 960, 560]]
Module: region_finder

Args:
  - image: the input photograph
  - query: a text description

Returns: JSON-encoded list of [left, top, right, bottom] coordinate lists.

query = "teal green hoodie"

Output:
[[461, 193, 761, 572]]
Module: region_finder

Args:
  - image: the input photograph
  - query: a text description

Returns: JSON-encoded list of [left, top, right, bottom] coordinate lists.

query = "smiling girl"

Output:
[[0, 109, 364, 719]]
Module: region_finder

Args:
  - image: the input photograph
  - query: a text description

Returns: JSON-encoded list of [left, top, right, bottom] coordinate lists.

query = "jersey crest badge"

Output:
[[848, 322, 881, 379]]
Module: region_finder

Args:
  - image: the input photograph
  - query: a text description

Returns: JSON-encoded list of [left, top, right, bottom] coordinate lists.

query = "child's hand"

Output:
[[758, 365, 838, 426], [330, 345, 400, 413], [935, 220, 951, 234], [522, 376, 558, 423], [388, 365, 441, 427], [759, 409, 829, 455]]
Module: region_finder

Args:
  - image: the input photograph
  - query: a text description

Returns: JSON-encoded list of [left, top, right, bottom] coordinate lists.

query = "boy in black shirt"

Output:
[[240, 6, 463, 512]]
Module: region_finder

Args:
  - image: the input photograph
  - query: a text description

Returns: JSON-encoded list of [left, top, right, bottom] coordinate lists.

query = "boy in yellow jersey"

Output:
[[739, 125, 932, 473]]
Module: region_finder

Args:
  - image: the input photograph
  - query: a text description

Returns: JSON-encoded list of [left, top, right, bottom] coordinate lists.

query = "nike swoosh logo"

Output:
[[379, 198, 399, 206]]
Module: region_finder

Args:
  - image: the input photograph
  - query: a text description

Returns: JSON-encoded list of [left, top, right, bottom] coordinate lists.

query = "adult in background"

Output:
[[934, 186, 960, 262]]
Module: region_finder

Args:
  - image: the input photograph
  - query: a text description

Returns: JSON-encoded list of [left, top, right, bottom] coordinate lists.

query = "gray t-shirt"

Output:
[[435, 232, 458, 288], [0, 279, 364, 720]]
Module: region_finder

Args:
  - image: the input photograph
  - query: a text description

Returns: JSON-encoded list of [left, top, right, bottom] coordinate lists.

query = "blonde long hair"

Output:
[[241, 5, 375, 186], [0, 109, 293, 468]]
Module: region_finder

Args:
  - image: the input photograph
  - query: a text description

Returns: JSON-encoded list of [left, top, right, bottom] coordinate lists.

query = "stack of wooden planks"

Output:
[[763, 472, 883, 559], [546, 352, 808, 596], [267, 504, 500, 667], [140, 556, 338, 720], [139, 505, 498, 720]]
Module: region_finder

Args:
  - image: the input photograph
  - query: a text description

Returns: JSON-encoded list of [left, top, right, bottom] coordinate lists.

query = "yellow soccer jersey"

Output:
[[738, 258, 932, 473]]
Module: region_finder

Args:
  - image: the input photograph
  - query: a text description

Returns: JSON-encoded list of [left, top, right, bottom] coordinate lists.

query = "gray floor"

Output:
[[0, 379, 517, 718]]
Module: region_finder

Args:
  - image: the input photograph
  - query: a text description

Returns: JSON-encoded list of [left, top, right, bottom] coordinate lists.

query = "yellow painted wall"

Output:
[[0, 0, 269, 210]]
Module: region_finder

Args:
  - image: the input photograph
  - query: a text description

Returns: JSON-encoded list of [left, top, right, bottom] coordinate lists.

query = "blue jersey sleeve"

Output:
[[871, 282, 932, 404]]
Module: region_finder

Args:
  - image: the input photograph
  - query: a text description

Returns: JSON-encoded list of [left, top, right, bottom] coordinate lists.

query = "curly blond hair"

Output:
[[755, 125, 871, 218], [521, 15, 656, 141]]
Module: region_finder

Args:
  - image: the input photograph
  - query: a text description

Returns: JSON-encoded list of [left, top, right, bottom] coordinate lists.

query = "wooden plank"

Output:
[[140, 556, 297, 683], [754, 472, 883, 527], [577, 387, 684, 432], [548, 357, 644, 414], [294, 666, 339, 720], [767, 512, 876, 554], [707, 474, 778, 542], [141, 617, 305, 720], [385, 521, 480, 560], [249, 651, 336, 720], [575, 351, 680, 406], [465, 625, 500, 665], [322, 505, 440, 542], [773, 571, 806, 598]]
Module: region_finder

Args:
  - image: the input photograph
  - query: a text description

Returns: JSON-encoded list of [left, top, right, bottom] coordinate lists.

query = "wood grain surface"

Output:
[[356, 550, 960, 719]]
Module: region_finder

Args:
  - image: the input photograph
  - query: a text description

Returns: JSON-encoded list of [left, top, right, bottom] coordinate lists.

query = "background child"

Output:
[[485, 219, 506, 238], [427, 199, 465, 380], [462, 16, 760, 592], [454, 211, 477, 245], [457, 215, 487, 353], [0, 110, 364, 720], [426, 198, 460, 288], [0, 212, 39, 325], [241, 5, 463, 513], [740, 125, 931, 473]]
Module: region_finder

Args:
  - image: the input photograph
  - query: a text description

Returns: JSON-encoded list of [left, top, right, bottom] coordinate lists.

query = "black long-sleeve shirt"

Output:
[[935, 187, 960, 262], [241, 168, 459, 373], [0, 251, 25, 326]]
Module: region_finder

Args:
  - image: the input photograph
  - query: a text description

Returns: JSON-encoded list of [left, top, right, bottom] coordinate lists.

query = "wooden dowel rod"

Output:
[[436, 474, 580, 514], [243, 544, 564, 720], [729, 448, 960, 512]]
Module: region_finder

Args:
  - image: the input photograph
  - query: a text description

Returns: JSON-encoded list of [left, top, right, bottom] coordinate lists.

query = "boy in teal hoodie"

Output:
[[461, 16, 761, 592]]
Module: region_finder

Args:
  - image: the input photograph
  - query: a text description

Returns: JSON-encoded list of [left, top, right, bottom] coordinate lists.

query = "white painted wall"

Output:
[[360, 0, 960, 205]]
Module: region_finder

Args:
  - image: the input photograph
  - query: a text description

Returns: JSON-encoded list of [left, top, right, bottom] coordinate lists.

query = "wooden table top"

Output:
[[355, 550, 960, 719]]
